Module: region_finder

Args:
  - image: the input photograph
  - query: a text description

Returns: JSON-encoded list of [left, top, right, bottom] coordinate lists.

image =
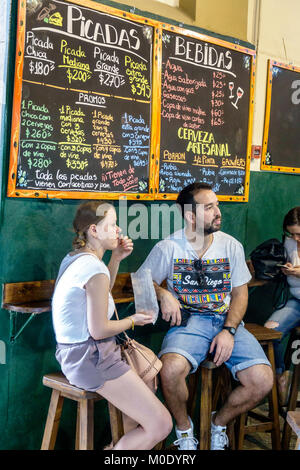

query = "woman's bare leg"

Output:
[[97, 369, 172, 450]]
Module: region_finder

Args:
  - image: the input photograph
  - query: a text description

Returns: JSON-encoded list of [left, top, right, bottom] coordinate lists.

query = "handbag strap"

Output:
[[113, 302, 131, 341]]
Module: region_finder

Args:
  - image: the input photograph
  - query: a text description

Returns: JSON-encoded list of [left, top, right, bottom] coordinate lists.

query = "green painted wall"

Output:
[[0, 0, 299, 450]]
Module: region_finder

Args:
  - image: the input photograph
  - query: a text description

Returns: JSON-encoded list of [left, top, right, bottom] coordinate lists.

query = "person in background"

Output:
[[52, 201, 172, 450], [264, 206, 300, 404], [136, 182, 273, 450]]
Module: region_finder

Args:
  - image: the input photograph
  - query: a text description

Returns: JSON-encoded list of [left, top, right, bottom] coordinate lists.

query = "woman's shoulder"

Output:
[[284, 237, 297, 253], [62, 252, 108, 273]]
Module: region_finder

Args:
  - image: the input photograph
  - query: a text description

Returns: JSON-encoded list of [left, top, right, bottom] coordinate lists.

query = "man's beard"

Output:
[[204, 217, 221, 235]]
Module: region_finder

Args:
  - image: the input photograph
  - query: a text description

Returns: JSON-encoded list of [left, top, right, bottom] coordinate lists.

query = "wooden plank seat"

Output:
[[41, 372, 123, 450], [1, 273, 134, 314], [1, 260, 264, 315]]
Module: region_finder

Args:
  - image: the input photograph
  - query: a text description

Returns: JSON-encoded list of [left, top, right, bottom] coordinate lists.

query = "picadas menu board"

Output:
[[8, 0, 157, 199], [157, 27, 255, 201], [261, 60, 300, 174], [8, 0, 255, 201]]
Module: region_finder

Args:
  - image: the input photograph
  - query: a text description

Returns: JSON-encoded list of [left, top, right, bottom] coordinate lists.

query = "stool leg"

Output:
[[282, 363, 300, 449], [235, 413, 246, 450], [200, 367, 212, 450], [41, 390, 64, 450], [187, 369, 199, 418], [108, 402, 124, 446], [75, 402, 80, 450], [77, 399, 94, 450], [267, 342, 281, 450]]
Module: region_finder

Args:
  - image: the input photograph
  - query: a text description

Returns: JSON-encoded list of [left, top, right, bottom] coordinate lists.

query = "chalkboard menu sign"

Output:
[[8, 0, 157, 199], [157, 27, 255, 201], [261, 60, 300, 173]]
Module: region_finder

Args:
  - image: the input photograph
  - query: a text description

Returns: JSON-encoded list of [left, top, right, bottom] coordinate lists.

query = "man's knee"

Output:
[[160, 353, 191, 384], [238, 364, 274, 399]]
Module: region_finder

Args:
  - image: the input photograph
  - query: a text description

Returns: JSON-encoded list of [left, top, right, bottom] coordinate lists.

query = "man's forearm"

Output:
[[153, 281, 167, 301], [224, 286, 248, 329]]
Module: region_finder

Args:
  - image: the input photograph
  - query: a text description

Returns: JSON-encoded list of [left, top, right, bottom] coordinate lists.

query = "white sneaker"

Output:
[[211, 412, 229, 450], [174, 416, 199, 450]]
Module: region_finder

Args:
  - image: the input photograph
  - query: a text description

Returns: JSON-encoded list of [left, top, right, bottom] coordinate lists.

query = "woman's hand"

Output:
[[131, 312, 153, 326], [282, 263, 300, 278], [112, 235, 133, 262]]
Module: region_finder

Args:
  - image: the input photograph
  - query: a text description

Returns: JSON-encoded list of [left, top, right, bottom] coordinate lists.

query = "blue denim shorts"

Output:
[[158, 314, 271, 380]]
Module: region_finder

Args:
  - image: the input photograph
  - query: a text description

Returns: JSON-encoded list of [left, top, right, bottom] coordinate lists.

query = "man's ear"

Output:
[[185, 210, 195, 225]]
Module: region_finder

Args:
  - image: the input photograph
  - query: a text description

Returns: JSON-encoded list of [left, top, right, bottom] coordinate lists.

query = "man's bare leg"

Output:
[[160, 353, 191, 430], [213, 364, 273, 426]]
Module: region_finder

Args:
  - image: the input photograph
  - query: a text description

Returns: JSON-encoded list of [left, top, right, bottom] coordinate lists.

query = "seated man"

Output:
[[136, 182, 273, 450]]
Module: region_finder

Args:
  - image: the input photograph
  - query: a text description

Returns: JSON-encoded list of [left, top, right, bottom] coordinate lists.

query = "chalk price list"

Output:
[[210, 72, 226, 127], [20, 99, 55, 178], [92, 109, 120, 170], [59, 105, 91, 171], [15, 0, 153, 194]]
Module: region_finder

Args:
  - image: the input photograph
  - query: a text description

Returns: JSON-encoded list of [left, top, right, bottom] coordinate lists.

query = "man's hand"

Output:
[[160, 290, 182, 326], [209, 330, 234, 367]]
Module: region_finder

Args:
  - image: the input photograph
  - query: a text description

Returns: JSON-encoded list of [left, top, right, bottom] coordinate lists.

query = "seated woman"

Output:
[[264, 206, 300, 404], [52, 201, 172, 450]]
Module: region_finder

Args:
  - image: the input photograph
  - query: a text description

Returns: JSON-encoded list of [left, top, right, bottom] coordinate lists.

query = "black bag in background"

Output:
[[250, 238, 289, 309], [250, 238, 287, 280]]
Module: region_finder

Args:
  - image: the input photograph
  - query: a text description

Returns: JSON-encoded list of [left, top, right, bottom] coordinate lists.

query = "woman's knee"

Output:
[[145, 406, 173, 441], [264, 320, 279, 329]]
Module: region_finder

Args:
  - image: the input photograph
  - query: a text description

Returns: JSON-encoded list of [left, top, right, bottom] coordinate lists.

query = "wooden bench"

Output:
[[1, 273, 134, 342], [1, 261, 267, 343], [2, 273, 134, 314], [1, 260, 265, 315]]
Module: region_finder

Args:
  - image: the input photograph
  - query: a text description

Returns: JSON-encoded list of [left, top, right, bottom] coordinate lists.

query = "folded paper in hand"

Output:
[[131, 269, 159, 324]]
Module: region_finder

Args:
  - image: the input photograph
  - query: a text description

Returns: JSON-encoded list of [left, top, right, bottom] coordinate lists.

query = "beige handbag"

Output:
[[114, 307, 162, 387]]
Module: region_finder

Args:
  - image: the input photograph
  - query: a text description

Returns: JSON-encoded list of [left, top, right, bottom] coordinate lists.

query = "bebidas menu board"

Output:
[[8, 0, 155, 198], [157, 28, 255, 201]]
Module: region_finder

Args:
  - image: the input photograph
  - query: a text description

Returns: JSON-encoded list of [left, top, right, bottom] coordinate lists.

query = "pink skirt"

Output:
[[55, 336, 130, 392]]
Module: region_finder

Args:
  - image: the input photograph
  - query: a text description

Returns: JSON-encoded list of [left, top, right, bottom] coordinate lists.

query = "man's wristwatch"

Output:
[[223, 326, 236, 336]]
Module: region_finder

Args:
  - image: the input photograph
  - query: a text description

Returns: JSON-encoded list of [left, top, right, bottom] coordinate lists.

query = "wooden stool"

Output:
[[281, 326, 300, 449], [41, 372, 124, 450], [187, 359, 234, 450], [235, 323, 282, 450], [286, 411, 300, 450]]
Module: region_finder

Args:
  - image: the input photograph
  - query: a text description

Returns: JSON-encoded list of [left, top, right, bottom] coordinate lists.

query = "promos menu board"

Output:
[[8, 0, 156, 199], [261, 60, 300, 174], [157, 27, 255, 201]]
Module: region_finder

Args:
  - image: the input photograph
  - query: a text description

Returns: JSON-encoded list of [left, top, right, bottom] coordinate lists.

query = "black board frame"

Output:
[[261, 59, 300, 174]]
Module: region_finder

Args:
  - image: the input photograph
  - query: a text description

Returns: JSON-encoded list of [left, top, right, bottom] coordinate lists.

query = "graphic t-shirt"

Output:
[[137, 229, 252, 315]]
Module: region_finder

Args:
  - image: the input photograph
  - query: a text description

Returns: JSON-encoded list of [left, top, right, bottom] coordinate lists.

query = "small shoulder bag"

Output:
[[114, 306, 162, 388]]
